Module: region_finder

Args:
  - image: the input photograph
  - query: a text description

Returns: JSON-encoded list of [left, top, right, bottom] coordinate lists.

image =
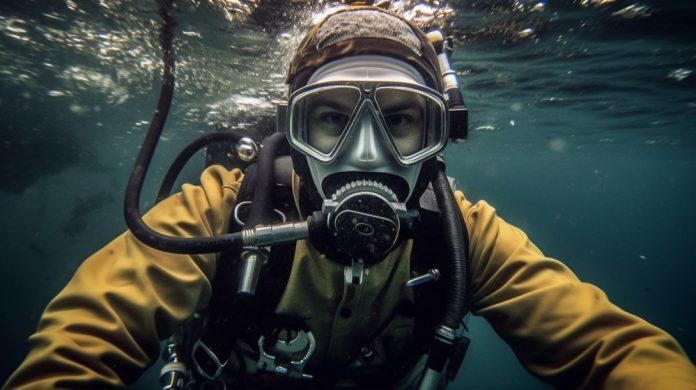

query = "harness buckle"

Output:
[[344, 260, 365, 286]]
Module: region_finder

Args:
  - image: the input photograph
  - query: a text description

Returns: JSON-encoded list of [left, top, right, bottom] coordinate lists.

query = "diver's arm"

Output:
[[4, 166, 242, 389], [456, 192, 696, 389]]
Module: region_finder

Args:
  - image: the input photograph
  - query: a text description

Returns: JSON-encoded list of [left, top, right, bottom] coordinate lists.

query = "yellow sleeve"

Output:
[[456, 191, 696, 389], [4, 166, 243, 389]]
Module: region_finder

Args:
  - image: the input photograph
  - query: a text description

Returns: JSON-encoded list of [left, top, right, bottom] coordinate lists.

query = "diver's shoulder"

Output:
[[452, 191, 503, 238], [453, 190, 497, 215], [199, 164, 245, 187]]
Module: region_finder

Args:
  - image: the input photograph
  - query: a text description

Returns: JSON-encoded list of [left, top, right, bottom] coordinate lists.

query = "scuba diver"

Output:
[[5, 2, 696, 389]]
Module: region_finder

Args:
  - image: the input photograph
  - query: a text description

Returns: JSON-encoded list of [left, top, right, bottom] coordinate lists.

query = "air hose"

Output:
[[123, 0, 246, 253], [124, 0, 319, 254], [420, 159, 469, 387], [432, 161, 468, 329]]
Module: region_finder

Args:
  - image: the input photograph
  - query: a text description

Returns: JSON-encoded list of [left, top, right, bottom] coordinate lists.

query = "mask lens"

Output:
[[375, 87, 445, 159], [290, 86, 360, 156]]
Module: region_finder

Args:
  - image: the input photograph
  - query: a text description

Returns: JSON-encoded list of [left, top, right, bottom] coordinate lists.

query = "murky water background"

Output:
[[1, 0, 694, 388]]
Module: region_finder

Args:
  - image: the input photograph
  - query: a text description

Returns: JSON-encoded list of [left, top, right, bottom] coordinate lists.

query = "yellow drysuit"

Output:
[[4, 165, 696, 389]]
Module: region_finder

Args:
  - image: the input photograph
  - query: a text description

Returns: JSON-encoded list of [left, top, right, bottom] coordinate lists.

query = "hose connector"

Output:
[[241, 221, 310, 247], [237, 248, 268, 295], [434, 325, 457, 345]]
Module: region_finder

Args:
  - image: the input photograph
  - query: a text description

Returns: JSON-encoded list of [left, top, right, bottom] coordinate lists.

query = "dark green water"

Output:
[[1, 0, 694, 388]]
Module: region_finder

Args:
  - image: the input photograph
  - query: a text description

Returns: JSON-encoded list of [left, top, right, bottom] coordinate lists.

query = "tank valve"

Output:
[[236, 137, 258, 162]]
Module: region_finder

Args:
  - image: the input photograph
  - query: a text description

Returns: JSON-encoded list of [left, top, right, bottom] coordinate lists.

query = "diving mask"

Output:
[[286, 56, 449, 203], [288, 81, 448, 164]]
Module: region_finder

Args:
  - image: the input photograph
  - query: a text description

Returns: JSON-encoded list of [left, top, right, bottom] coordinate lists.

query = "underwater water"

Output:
[[0, 0, 694, 388]]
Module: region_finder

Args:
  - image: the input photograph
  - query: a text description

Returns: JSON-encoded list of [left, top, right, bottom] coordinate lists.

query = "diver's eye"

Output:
[[319, 112, 350, 130], [385, 113, 414, 130]]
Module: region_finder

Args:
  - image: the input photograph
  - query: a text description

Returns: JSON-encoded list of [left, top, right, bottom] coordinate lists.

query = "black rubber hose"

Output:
[[123, 0, 244, 254], [432, 160, 468, 330], [424, 159, 469, 373], [156, 130, 246, 203]]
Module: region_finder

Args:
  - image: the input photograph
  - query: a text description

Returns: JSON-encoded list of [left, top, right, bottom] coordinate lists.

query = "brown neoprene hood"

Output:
[[285, 6, 443, 93]]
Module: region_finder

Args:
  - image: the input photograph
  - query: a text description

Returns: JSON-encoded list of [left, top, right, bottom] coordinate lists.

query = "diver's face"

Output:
[[306, 87, 425, 156], [288, 56, 447, 203]]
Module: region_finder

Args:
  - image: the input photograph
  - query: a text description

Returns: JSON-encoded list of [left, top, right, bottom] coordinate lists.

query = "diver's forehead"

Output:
[[307, 55, 426, 86], [312, 67, 423, 85]]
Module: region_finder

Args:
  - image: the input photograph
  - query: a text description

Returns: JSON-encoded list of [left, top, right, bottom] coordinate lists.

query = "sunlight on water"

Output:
[[0, 0, 505, 133], [3, 0, 683, 138]]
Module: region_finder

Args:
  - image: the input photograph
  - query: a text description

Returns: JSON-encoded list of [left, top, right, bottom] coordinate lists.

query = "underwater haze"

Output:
[[1, 0, 694, 388]]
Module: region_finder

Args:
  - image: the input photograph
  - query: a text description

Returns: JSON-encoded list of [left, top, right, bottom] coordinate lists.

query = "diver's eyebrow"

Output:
[[313, 98, 354, 113], [380, 101, 421, 113]]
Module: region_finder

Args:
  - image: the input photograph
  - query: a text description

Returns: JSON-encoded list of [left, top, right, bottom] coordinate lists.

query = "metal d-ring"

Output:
[[233, 200, 287, 226], [191, 340, 227, 380]]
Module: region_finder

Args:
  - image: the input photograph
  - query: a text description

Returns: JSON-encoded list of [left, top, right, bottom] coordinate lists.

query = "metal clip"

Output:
[[406, 268, 441, 287], [258, 329, 316, 380], [344, 260, 365, 286]]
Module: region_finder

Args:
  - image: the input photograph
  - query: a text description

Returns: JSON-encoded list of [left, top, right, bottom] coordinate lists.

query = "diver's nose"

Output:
[[352, 111, 381, 167]]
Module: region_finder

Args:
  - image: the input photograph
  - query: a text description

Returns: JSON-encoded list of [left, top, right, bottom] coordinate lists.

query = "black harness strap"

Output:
[[411, 206, 450, 347], [194, 155, 298, 383]]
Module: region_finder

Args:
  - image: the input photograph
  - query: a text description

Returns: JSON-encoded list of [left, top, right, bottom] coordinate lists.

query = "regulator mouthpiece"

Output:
[[322, 180, 411, 265]]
